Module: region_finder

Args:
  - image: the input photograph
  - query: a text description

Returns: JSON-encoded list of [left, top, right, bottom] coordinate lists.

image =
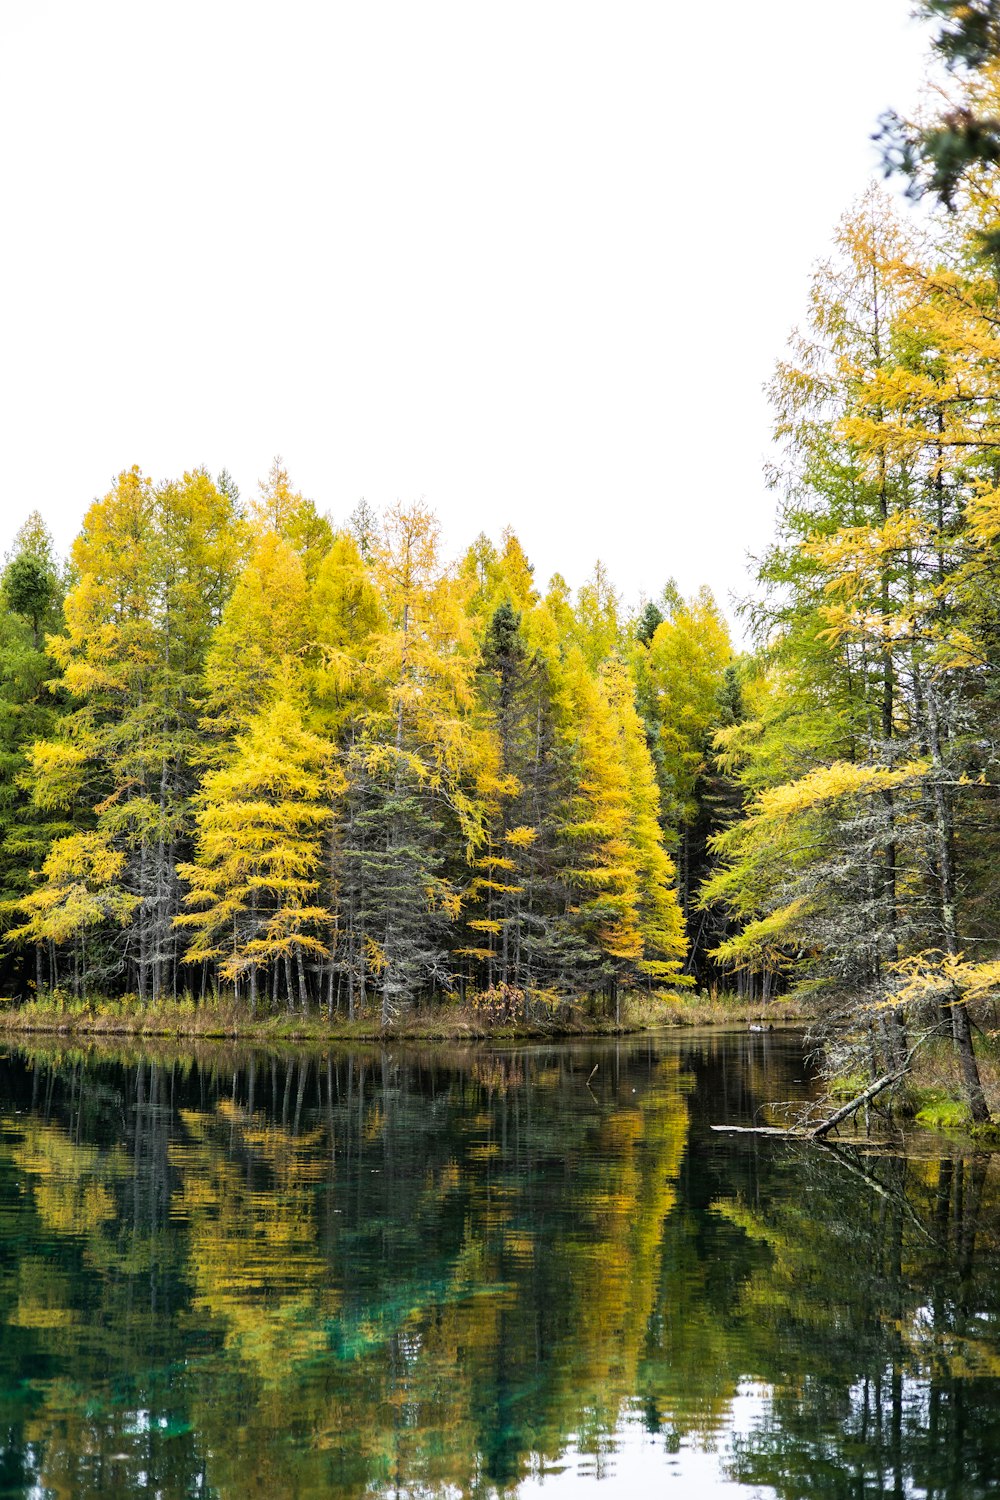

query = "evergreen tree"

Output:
[[20, 469, 243, 1001], [459, 599, 555, 999], [0, 485, 706, 1024], [360, 504, 489, 1021], [632, 587, 732, 971], [0, 515, 68, 997], [703, 190, 1000, 1114]]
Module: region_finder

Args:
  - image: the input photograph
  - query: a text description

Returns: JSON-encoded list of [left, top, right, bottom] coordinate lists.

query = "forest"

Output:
[[0, 470, 736, 1026], [4, 11, 1000, 1125]]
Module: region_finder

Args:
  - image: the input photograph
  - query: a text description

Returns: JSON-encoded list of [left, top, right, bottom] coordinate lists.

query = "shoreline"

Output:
[[0, 995, 805, 1046]]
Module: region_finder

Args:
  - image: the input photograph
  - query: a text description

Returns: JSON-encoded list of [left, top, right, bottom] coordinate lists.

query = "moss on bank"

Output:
[[0, 990, 804, 1043], [825, 1031, 1000, 1143]]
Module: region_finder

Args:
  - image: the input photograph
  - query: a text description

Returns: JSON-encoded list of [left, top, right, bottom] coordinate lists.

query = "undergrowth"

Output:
[[0, 988, 804, 1041]]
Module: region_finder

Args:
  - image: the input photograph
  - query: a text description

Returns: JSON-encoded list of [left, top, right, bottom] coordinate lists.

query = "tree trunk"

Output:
[[926, 688, 990, 1122], [296, 947, 309, 1013], [812, 1068, 905, 1137], [950, 994, 990, 1124]]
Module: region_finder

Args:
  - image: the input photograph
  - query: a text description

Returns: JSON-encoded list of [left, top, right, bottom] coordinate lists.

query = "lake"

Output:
[[0, 1029, 998, 1498]]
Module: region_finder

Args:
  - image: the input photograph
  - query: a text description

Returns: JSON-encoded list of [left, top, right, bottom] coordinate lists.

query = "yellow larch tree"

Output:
[[20, 467, 243, 1001], [601, 659, 688, 986], [559, 647, 647, 1010], [176, 693, 342, 1013], [251, 457, 334, 582], [347, 503, 498, 1020], [200, 531, 311, 738]]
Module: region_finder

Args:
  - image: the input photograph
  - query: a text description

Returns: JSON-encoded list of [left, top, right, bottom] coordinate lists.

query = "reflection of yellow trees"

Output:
[[711, 1149, 1000, 1397], [559, 1070, 688, 1467], [894, 1153, 1000, 1381], [11, 1043, 1000, 1500], [553, 1065, 689, 1412], [638, 1220, 747, 1441], [715, 1195, 820, 1327], [414, 1159, 461, 1214], [374, 1056, 691, 1488], [9, 1256, 77, 1332], [193, 1055, 693, 1499], [3, 1115, 133, 1351], [635, 1038, 816, 1441], [170, 1104, 337, 1382], [0, 1045, 706, 1500], [469, 1055, 525, 1094], [7, 1117, 127, 1242], [1, 1111, 202, 1500]]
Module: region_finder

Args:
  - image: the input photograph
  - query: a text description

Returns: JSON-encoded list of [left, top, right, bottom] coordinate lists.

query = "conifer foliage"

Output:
[[703, 173, 1000, 1118], [1, 469, 702, 1021]]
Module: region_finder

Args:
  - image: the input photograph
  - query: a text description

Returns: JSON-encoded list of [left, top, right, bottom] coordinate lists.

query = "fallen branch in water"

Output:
[[712, 1035, 930, 1140], [810, 1068, 904, 1138], [819, 1142, 937, 1245]]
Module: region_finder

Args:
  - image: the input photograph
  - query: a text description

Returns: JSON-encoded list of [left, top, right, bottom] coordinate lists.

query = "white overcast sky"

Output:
[[0, 1, 930, 632]]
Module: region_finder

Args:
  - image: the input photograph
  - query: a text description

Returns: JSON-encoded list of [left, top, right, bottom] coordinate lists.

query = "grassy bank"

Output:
[[897, 1032, 1000, 1133], [0, 991, 805, 1043], [827, 1030, 1000, 1141]]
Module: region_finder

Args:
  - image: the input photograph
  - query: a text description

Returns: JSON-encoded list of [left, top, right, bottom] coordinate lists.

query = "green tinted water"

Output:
[[0, 1031, 997, 1497]]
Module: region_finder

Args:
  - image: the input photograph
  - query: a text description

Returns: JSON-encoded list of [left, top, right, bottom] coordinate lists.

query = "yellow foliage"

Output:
[[201, 531, 311, 735], [710, 900, 810, 973], [11, 831, 139, 945], [754, 758, 928, 823], [177, 694, 341, 978], [889, 950, 1000, 1008]]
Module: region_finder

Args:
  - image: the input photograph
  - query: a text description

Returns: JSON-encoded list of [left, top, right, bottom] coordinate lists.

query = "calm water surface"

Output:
[[0, 1030, 998, 1498]]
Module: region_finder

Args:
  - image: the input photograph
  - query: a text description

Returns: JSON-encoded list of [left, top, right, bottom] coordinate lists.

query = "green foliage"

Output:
[[912, 1088, 972, 1129], [16, 468, 246, 1002], [878, 2, 1000, 226], [2, 555, 55, 649], [4, 485, 696, 1023], [0, 514, 70, 990], [703, 180, 1000, 1115]]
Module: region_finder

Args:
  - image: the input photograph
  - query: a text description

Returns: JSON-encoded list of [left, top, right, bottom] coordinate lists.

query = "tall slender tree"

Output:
[[19, 469, 243, 1000]]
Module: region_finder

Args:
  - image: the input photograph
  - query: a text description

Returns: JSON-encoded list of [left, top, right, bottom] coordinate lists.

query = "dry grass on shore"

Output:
[[0, 989, 804, 1044]]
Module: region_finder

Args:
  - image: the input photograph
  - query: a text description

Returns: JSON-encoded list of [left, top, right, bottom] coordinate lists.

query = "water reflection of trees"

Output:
[[0, 1040, 998, 1498], [717, 1143, 1000, 1499], [0, 1043, 694, 1497]]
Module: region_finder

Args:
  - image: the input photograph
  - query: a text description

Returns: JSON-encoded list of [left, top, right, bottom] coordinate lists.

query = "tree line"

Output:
[[0, 467, 736, 1021]]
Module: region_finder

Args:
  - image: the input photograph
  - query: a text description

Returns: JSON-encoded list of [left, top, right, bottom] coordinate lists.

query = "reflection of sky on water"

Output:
[[518, 1387, 777, 1498]]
